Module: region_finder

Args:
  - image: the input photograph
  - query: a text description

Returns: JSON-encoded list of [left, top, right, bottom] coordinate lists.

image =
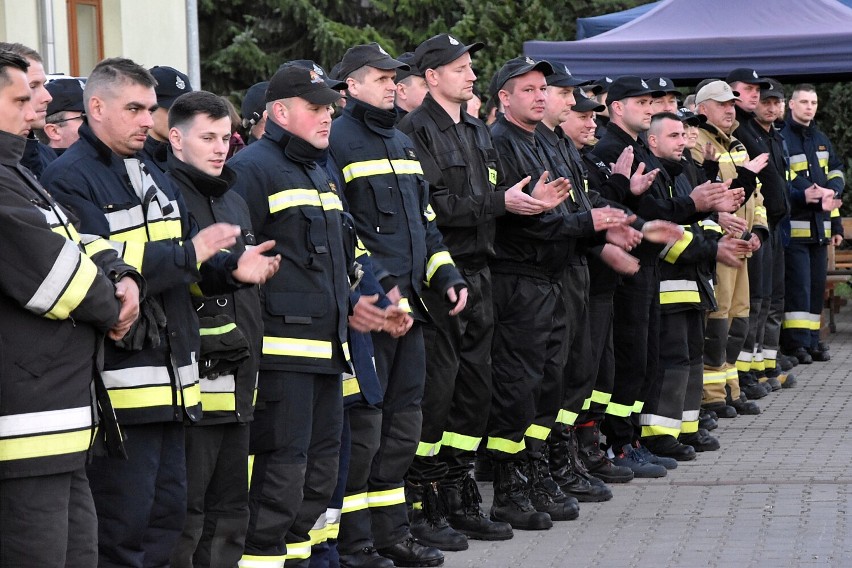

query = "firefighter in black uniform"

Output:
[[487, 57, 632, 530], [0, 51, 141, 566], [165, 91, 279, 568], [400, 33, 559, 546], [330, 42, 468, 567], [43, 58, 272, 568]]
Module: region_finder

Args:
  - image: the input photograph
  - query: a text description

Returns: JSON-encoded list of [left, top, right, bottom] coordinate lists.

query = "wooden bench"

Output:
[[824, 217, 852, 333]]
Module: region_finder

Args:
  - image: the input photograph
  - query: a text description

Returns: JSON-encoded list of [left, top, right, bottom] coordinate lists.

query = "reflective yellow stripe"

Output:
[[828, 170, 844, 182], [108, 386, 174, 410], [441, 431, 480, 451], [641, 424, 681, 438], [268, 189, 322, 213], [660, 290, 701, 305], [524, 423, 550, 441], [148, 218, 182, 241], [26, 240, 97, 320], [319, 192, 343, 211], [416, 440, 441, 457], [680, 420, 699, 434], [178, 383, 201, 408], [82, 236, 113, 257], [556, 408, 578, 425], [123, 240, 145, 271], [262, 336, 333, 359], [663, 230, 693, 263], [424, 203, 436, 222], [367, 487, 405, 508], [355, 237, 370, 257], [398, 297, 412, 313], [425, 251, 454, 284], [0, 428, 92, 461], [632, 400, 644, 413], [581, 397, 591, 411], [200, 323, 237, 336], [590, 390, 611, 405], [735, 360, 751, 372], [285, 539, 311, 560], [200, 392, 236, 412], [783, 311, 821, 330], [605, 401, 633, 417], [342, 376, 360, 397], [341, 158, 424, 182], [486, 436, 525, 454], [342, 492, 368, 514]]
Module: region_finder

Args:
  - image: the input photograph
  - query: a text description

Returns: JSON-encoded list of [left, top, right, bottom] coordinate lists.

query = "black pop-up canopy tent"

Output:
[[526, 0, 852, 83], [575, 2, 661, 40]]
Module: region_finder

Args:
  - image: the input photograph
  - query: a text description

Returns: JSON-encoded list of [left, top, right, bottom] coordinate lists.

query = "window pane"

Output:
[[75, 4, 99, 76]]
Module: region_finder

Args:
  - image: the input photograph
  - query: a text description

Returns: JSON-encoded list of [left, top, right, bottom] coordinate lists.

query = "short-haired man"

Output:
[[0, 49, 140, 567], [241, 81, 269, 145], [691, 80, 768, 419], [42, 57, 269, 567], [0, 42, 55, 176], [728, 68, 792, 395], [228, 64, 357, 568], [330, 42, 468, 566], [394, 51, 427, 119], [165, 90, 280, 567], [36, 78, 85, 155], [488, 57, 630, 529], [143, 65, 193, 171], [780, 84, 844, 364]]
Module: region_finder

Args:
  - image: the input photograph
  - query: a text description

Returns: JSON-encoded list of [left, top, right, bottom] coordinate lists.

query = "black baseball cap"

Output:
[[760, 77, 784, 100], [45, 78, 85, 115], [242, 81, 269, 125], [414, 33, 484, 72], [395, 52, 423, 82], [265, 66, 342, 105], [337, 43, 408, 81], [491, 56, 553, 94], [572, 88, 605, 113], [593, 76, 615, 94], [607, 76, 665, 103], [149, 66, 192, 109], [545, 61, 589, 88], [284, 60, 347, 90], [676, 107, 707, 126], [647, 77, 678, 95], [726, 68, 771, 89]]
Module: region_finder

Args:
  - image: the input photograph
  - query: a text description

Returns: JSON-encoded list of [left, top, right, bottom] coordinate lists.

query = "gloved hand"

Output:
[[114, 297, 167, 351]]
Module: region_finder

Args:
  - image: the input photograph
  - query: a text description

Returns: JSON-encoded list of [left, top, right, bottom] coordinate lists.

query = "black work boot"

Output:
[[377, 536, 444, 568], [739, 372, 768, 400], [441, 474, 513, 541], [574, 422, 633, 483], [729, 392, 760, 415], [490, 461, 552, 531], [473, 447, 493, 482], [339, 546, 395, 568], [548, 430, 612, 502], [524, 452, 580, 521], [408, 482, 468, 551]]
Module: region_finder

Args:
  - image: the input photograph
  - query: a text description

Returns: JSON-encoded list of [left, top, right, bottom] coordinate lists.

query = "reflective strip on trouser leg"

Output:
[[781, 241, 817, 350], [726, 316, 750, 369], [576, 292, 614, 426], [763, 228, 785, 364], [338, 405, 381, 553], [726, 366, 741, 400], [641, 310, 691, 439], [682, 313, 706, 433]]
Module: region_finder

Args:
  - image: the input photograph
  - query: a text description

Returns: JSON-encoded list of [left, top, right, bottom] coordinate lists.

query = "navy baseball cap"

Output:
[[266, 65, 342, 105], [726, 68, 771, 89], [337, 43, 408, 81], [572, 88, 605, 113], [760, 78, 785, 100], [414, 33, 484, 72], [491, 56, 553, 95], [676, 107, 707, 126], [46, 78, 85, 115], [149, 66, 192, 109], [284, 60, 347, 90], [647, 77, 678, 95], [242, 81, 269, 125], [545, 61, 589, 88], [395, 52, 423, 82], [607, 76, 665, 103]]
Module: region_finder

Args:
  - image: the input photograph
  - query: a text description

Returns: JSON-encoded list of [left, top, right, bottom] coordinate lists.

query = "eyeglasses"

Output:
[[49, 114, 85, 126]]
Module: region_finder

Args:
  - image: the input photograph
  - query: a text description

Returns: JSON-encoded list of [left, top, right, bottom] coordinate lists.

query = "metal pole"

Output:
[[186, 0, 201, 89], [39, 0, 57, 74]]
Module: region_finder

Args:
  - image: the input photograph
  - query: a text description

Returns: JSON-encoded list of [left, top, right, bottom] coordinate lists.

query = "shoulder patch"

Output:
[[405, 147, 417, 160]]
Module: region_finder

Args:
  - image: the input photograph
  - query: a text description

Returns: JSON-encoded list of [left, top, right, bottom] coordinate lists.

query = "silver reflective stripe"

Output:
[[659, 279, 698, 292], [200, 374, 236, 393], [175, 358, 200, 389], [639, 414, 681, 429], [816, 150, 830, 161], [101, 366, 171, 389], [789, 220, 810, 230], [311, 513, 327, 531], [682, 410, 700, 422], [124, 158, 147, 201], [25, 239, 81, 314], [105, 204, 145, 233], [0, 406, 91, 437], [326, 508, 342, 525]]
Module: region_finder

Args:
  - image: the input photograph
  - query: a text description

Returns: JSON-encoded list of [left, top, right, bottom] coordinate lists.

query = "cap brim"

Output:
[[680, 113, 707, 126], [573, 99, 605, 113], [370, 57, 410, 72], [734, 78, 772, 89], [760, 89, 784, 100], [548, 76, 588, 88], [302, 86, 344, 105]]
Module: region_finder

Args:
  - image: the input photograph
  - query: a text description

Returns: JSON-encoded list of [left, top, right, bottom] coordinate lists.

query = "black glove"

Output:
[[198, 314, 250, 378], [115, 297, 167, 351]]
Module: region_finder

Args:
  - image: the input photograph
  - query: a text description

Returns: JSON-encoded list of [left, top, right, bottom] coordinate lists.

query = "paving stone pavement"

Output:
[[441, 310, 852, 568]]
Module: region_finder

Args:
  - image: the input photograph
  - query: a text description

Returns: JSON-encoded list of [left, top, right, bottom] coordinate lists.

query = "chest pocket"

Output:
[[367, 178, 398, 234], [301, 209, 329, 270]]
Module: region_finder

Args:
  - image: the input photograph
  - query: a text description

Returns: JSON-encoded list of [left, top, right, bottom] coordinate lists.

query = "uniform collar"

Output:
[[420, 93, 478, 132], [264, 119, 327, 165], [345, 97, 397, 137], [0, 129, 26, 166], [166, 148, 235, 198]]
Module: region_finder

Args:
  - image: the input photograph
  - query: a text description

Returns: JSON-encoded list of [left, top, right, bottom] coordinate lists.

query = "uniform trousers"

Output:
[[0, 467, 97, 567], [88, 421, 187, 568], [575, 290, 615, 426], [780, 241, 827, 351], [171, 422, 250, 568], [763, 228, 786, 376], [243, 372, 342, 567], [409, 266, 493, 483]]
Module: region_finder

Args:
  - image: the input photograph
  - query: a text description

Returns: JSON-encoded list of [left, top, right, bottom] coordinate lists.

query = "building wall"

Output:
[[0, 0, 187, 76]]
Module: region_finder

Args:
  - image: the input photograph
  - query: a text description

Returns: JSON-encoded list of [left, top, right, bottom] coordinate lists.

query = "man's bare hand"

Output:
[[599, 243, 640, 275], [821, 188, 842, 212], [383, 305, 413, 337], [832, 234, 844, 246], [716, 235, 750, 268], [192, 223, 240, 263], [718, 212, 748, 236], [232, 240, 281, 284], [447, 286, 468, 316], [610, 146, 634, 178], [591, 205, 630, 232], [629, 162, 659, 196], [349, 294, 387, 333], [743, 152, 769, 174], [530, 171, 571, 209], [606, 223, 643, 251], [690, 180, 730, 212], [748, 232, 761, 252], [108, 276, 141, 341], [641, 220, 684, 244], [703, 142, 719, 162]]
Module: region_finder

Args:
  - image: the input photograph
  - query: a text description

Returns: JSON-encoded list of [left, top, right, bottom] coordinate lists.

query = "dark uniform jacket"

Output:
[[22, 134, 57, 177], [329, 97, 464, 321], [42, 123, 205, 425], [490, 115, 596, 279], [780, 115, 845, 244], [398, 93, 506, 269], [228, 120, 350, 376], [167, 153, 262, 425], [141, 136, 169, 173], [0, 130, 137, 478]]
